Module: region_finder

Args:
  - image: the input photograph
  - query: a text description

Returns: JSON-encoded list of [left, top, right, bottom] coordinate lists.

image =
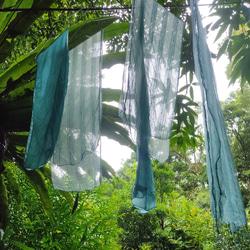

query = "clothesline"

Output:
[[0, 2, 244, 12]]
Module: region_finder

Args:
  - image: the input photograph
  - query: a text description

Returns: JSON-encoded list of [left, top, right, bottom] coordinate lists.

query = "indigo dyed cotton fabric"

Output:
[[24, 30, 69, 170], [51, 31, 103, 191], [119, 0, 184, 212], [191, 0, 247, 233]]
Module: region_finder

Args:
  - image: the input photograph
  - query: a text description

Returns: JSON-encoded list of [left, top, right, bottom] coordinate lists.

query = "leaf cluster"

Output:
[[210, 0, 250, 87], [222, 86, 250, 208]]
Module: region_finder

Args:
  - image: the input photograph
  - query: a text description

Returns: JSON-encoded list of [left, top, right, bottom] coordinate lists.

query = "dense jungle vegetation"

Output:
[[0, 0, 250, 249]]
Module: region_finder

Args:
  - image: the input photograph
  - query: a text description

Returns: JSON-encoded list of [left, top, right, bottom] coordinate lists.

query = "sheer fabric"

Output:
[[191, 0, 247, 233], [51, 31, 103, 191], [24, 30, 69, 170], [119, 0, 184, 212]]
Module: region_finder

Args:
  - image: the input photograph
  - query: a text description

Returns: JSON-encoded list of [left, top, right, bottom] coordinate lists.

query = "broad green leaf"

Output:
[[170, 136, 178, 148], [189, 112, 195, 127], [101, 165, 112, 179], [0, 175, 9, 230], [241, 56, 250, 84], [2, 0, 50, 37], [4, 163, 22, 206], [0, 53, 37, 93], [185, 101, 198, 107], [182, 139, 187, 153], [102, 103, 120, 119], [178, 84, 190, 93], [102, 116, 135, 151], [102, 159, 116, 176], [24, 169, 55, 224], [102, 88, 121, 102], [211, 18, 223, 31], [58, 190, 74, 208], [104, 22, 129, 41], [214, 22, 229, 42], [68, 16, 118, 50], [0, 0, 22, 34], [10, 240, 34, 250], [217, 38, 229, 60], [177, 136, 183, 151], [229, 55, 242, 85], [0, 17, 118, 93], [38, 166, 74, 208], [0, 40, 13, 65], [189, 72, 194, 83], [233, 49, 246, 65], [190, 86, 194, 100], [0, 0, 53, 63], [230, 35, 245, 56], [1, 67, 36, 99]]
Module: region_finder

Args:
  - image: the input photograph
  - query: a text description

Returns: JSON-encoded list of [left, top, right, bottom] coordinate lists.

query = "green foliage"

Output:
[[222, 86, 250, 208], [210, 0, 250, 87], [0, 0, 200, 180], [117, 206, 159, 249], [117, 194, 214, 250], [171, 90, 201, 154], [116, 160, 214, 250], [152, 160, 175, 203], [164, 196, 213, 248], [1, 1, 249, 248], [1, 166, 120, 249], [0, 175, 9, 231], [171, 161, 207, 194], [0, 0, 54, 65], [0, 8, 126, 237]]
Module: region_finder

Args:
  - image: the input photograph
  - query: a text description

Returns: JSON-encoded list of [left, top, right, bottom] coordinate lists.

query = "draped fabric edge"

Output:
[[119, 0, 184, 213], [190, 0, 248, 237], [24, 30, 69, 171], [51, 30, 103, 192]]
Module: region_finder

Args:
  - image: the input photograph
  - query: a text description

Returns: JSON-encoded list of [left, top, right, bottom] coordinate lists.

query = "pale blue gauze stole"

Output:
[[119, 0, 184, 212], [51, 31, 103, 191]]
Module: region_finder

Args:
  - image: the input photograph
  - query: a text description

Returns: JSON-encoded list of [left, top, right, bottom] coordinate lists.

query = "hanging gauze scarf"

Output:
[[24, 30, 69, 170], [119, 0, 184, 213], [190, 0, 247, 234], [51, 31, 103, 191]]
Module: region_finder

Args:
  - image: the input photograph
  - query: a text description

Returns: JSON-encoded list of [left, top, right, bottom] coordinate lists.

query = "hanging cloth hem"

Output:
[[120, 0, 184, 212], [190, 0, 247, 234], [24, 30, 69, 171], [51, 30, 103, 192]]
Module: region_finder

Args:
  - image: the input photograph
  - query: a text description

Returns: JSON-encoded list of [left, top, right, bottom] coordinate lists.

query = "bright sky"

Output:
[[101, 1, 240, 171]]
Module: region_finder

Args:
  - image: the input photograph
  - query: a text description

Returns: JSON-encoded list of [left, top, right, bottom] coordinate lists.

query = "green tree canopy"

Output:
[[222, 86, 250, 207]]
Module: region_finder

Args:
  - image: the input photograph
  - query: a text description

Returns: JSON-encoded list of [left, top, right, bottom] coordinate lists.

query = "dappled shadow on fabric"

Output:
[[51, 31, 103, 191], [24, 29, 103, 192], [119, 0, 184, 213]]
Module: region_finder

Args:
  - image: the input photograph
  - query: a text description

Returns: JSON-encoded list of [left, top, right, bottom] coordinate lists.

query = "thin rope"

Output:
[[0, 2, 244, 12]]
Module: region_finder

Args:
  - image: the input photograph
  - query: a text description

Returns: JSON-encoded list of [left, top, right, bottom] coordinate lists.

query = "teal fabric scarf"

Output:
[[25, 30, 69, 170], [190, 0, 247, 233]]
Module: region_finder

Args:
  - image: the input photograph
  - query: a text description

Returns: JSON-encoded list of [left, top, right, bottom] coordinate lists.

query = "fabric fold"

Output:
[[190, 0, 247, 233], [51, 31, 103, 191], [24, 30, 69, 170], [119, 0, 184, 212]]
